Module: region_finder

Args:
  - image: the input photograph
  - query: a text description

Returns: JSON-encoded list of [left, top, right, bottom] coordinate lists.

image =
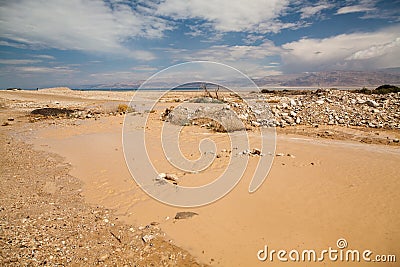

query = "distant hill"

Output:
[[254, 70, 400, 88], [80, 69, 400, 89], [80, 82, 143, 89]]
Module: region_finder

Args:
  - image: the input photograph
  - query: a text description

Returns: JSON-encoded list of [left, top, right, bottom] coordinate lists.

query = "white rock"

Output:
[[316, 100, 324, 105], [142, 234, 155, 243]]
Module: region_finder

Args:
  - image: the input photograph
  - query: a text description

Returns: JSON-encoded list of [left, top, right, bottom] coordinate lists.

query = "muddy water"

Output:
[[31, 115, 400, 266]]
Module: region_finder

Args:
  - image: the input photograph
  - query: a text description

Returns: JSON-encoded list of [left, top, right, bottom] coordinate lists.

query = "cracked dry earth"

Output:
[[0, 111, 205, 266]]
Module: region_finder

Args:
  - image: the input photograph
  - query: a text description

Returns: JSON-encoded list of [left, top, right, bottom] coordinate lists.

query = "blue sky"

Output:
[[0, 0, 399, 88]]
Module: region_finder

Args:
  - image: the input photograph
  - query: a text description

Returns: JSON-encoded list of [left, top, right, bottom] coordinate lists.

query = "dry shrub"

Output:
[[117, 104, 134, 113]]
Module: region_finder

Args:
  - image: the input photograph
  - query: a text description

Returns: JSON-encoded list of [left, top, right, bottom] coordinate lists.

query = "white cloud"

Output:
[[300, 3, 333, 19], [0, 59, 41, 65], [156, 0, 290, 33], [281, 25, 400, 72], [243, 34, 265, 45], [32, 55, 56, 60], [13, 66, 76, 75], [15, 66, 76, 74], [164, 41, 283, 78], [0, 40, 28, 49], [336, 5, 375, 14], [172, 41, 282, 62], [346, 37, 400, 60], [131, 65, 158, 72], [0, 0, 171, 60]]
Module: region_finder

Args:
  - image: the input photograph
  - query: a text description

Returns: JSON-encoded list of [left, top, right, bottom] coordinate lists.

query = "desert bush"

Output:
[[354, 87, 372, 94], [355, 85, 399, 95], [117, 104, 134, 113], [261, 89, 275, 93], [374, 84, 400, 94]]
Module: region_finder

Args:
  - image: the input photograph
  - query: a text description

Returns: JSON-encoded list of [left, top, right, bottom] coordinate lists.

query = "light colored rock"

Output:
[[142, 234, 155, 243]]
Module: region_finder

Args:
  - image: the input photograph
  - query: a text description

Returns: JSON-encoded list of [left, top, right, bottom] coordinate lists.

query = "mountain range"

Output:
[[82, 69, 400, 89]]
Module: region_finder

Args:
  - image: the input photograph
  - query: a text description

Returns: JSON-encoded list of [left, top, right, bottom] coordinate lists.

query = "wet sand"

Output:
[[30, 111, 400, 266]]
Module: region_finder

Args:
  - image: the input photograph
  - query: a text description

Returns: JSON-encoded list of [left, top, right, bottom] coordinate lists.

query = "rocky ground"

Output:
[[165, 89, 400, 145], [265, 89, 400, 129], [0, 104, 205, 266]]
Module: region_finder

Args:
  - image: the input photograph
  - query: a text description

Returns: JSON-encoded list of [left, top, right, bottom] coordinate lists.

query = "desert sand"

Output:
[[1, 88, 399, 266]]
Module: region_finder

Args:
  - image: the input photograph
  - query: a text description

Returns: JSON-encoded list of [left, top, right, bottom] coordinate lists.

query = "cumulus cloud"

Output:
[[281, 25, 400, 72], [156, 0, 290, 33], [0, 0, 171, 60], [346, 37, 400, 60]]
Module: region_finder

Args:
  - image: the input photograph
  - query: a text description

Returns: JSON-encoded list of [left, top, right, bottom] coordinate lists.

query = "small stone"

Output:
[[99, 254, 109, 261], [7, 117, 14, 121], [251, 148, 262, 155], [393, 138, 399, 143], [142, 234, 154, 243], [174, 211, 198, 220], [158, 173, 167, 179], [316, 100, 324, 105], [165, 173, 179, 182], [276, 153, 285, 156]]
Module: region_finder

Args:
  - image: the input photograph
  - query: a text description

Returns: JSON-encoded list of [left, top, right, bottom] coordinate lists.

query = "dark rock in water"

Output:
[[174, 212, 198, 220], [31, 108, 75, 116]]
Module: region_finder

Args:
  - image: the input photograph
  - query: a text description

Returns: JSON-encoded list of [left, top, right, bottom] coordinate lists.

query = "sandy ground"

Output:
[[1, 89, 400, 266]]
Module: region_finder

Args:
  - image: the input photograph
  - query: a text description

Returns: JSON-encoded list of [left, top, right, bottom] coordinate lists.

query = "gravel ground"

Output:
[[0, 109, 205, 266]]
